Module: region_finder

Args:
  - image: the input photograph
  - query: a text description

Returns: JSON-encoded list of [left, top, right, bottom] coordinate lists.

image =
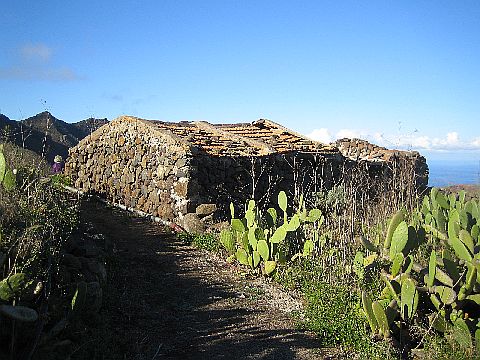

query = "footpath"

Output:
[[73, 199, 330, 359]]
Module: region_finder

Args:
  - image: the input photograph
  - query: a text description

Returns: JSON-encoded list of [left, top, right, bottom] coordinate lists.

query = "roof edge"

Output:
[[70, 115, 194, 154], [254, 119, 338, 152], [193, 121, 276, 156]]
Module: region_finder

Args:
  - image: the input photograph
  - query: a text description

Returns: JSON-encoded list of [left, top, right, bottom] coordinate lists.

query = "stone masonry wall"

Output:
[[66, 119, 429, 227], [188, 152, 346, 217], [335, 138, 429, 191], [65, 117, 195, 221]]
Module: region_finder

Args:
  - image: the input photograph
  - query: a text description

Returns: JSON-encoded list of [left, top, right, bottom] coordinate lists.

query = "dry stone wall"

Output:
[[66, 118, 429, 227], [66, 117, 196, 221], [188, 152, 345, 217], [335, 138, 397, 162], [335, 138, 429, 190]]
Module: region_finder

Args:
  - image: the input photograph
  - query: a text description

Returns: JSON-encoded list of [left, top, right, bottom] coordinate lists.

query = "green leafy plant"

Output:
[[301, 279, 395, 357], [0, 142, 80, 358], [0, 145, 16, 191], [178, 232, 220, 252], [0, 272, 29, 301], [220, 191, 323, 276], [51, 173, 72, 187], [357, 188, 480, 356]]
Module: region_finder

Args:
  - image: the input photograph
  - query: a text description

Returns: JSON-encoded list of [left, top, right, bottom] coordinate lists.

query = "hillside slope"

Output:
[[0, 112, 108, 162]]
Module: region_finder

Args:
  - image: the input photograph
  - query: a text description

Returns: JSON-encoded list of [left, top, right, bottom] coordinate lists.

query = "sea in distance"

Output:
[[427, 158, 480, 187]]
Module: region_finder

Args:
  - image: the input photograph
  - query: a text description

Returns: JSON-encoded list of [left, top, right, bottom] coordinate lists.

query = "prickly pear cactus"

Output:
[[220, 229, 236, 255], [0, 150, 6, 182], [358, 188, 480, 352], [220, 191, 323, 276]]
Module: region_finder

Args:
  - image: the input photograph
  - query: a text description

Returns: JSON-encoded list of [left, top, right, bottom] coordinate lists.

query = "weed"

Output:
[[179, 232, 220, 252], [0, 142, 80, 358], [301, 280, 398, 358], [421, 332, 478, 360], [50, 173, 72, 187]]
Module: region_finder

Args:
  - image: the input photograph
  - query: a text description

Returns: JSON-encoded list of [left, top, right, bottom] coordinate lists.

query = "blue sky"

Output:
[[1, 1, 479, 160]]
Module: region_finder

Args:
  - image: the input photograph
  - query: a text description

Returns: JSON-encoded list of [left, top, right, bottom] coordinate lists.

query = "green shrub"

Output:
[[302, 281, 367, 346], [315, 185, 347, 214], [179, 232, 220, 252], [422, 331, 478, 360], [301, 279, 398, 358], [0, 142, 80, 357], [0, 143, 78, 280], [51, 173, 72, 187]]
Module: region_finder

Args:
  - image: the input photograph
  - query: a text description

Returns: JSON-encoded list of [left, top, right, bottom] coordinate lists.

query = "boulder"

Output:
[[195, 203, 217, 217], [178, 213, 205, 234]]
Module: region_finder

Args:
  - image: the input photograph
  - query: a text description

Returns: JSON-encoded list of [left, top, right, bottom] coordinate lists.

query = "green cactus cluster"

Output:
[[220, 191, 323, 276], [357, 188, 480, 352]]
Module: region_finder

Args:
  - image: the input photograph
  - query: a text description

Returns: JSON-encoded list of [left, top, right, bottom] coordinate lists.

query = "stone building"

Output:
[[65, 116, 428, 226]]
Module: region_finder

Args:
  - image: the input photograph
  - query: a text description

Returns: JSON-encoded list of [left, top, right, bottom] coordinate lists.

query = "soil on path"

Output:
[[71, 199, 329, 360]]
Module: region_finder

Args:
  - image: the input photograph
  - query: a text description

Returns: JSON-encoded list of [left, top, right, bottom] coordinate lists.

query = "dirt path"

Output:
[[72, 199, 329, 360]]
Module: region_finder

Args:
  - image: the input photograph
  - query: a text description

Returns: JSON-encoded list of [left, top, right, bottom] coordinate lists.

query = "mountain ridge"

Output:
[[0, 111, 109, 162]]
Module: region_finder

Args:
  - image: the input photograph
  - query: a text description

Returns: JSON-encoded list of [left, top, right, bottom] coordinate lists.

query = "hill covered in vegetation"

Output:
[[0, 112, 108, 163]]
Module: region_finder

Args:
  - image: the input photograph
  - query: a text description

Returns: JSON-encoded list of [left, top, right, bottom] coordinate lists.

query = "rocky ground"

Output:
[[67, 199, 336, 359]]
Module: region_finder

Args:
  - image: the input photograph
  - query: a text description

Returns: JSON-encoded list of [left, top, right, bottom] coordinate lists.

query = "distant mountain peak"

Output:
[[0, 114, 11, 122], [0, 111, 109, 162], [28, 111, 57, 120]]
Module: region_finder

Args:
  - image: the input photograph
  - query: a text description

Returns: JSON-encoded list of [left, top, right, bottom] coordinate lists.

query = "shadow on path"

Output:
[[73, 199, 327, 359]]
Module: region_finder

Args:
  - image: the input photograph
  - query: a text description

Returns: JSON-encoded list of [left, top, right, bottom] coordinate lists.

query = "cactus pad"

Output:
[[401, 278, 418, 320], [269, 226, 286, 243], [264, 260, 276, 276], [389, 221, 409, 260], [428, 250, 436, 287], [362, 292, 378, 333], [278, 191, 287, 213], [385, 210, 404, 249], [372, 301, 389, 338]]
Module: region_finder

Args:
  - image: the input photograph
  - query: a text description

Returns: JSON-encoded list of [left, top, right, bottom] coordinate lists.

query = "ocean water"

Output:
[[428, 159, 480, 187]]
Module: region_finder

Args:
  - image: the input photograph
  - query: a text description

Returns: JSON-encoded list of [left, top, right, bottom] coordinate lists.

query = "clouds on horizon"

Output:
[[0, 43, 80, 81], [307, 128, 480, 152], [306, 128, 369, 145]]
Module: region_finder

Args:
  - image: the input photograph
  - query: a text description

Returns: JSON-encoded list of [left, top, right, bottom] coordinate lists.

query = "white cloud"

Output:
[[306, 128, 332, 144], [20, 43, 52, 62], [307, 127, 369, 144], [305, 127, 480, 151], [336, 129, 361, 139], [0, 66, 79, 81], [372, 132, 386, 144], [411, 136, 431, 149], [446, 132, 459, 144], [335, 128, 372, 140], [0, 43, 80, 81], [384, 131, 480, 151]]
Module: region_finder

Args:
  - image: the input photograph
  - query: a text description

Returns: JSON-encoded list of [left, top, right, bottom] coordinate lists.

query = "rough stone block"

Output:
[[178, 213, 205, 233], [195, 203, 217, 217]]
